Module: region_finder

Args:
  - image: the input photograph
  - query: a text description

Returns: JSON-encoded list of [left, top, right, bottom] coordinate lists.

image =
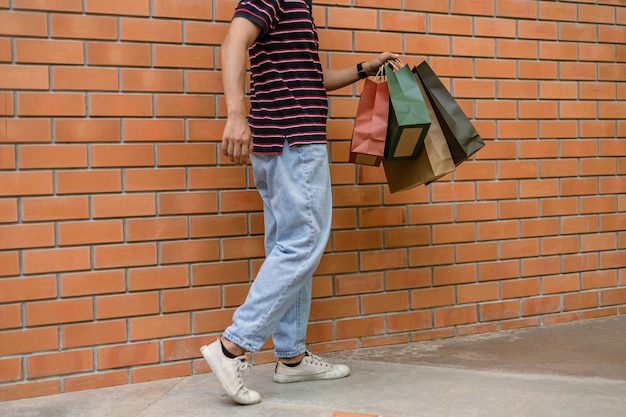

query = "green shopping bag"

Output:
[[384, 59, 431, 160]]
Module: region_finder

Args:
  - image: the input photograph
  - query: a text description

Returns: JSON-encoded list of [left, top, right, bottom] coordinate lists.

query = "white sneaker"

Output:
[[273, 351, 351, 383], [200, 339, 261, 405]]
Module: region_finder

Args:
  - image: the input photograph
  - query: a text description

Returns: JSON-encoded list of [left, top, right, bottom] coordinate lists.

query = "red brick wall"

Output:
[[1, 0, 625, 401]]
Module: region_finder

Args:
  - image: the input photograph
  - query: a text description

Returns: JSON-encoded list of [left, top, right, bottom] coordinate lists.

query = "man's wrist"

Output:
[[356, 62, 368, 79]]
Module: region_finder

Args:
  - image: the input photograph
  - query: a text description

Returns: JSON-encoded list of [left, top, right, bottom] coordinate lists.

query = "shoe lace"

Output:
[[305, 351, 332, 368], [235, 357, 252, 385]]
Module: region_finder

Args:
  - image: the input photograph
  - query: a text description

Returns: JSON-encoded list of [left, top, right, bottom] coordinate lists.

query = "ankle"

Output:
[[220, 337, 246, 357], [279, 352, 306, 364]]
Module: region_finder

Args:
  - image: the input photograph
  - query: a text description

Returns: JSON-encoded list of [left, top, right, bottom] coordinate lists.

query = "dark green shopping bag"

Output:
[[415, 61, 485, 165], [384, 59, 431, 160]]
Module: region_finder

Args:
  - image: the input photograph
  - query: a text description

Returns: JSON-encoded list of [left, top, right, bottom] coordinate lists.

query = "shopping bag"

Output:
[[383, 69, 455, 193], [384, 59, 431, 160], [349, 68, 389, 166], [414, 61, 485, 165]]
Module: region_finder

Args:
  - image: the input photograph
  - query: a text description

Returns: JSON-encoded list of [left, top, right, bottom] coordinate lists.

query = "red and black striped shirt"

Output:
[[234, 0, 328, 154]]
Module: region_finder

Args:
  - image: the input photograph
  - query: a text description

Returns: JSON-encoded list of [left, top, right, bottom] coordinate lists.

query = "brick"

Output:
[[0, 357, 21, 383], [185, 21, 228, 45], [130, 313, 190, 341], [192, 308, 237, 333], [92, 193, 156, 218], [522, 256, 560, 277], [13, 0, 82, 12], [91, 144, 154, 167], [52, 67, 119, 91], [310, 296, 359, 321], [191, 261, 249, 286], [127, 217, 188, 242], [361, 292, 409, 314], [480, 300, 520, 321], [502, 278, 540, 299], [543, 274, 580, 294], [27, 349, 93, 379], [479, 260, 521, 281], [87, 42, 152, 67], [160, 240, 218, 264], [86, 0, 150, 16], [98, 342, 159, 370], [189, 167, 245, 189], [539, 1, 577, 21], [434, 305, 477, 327], [122, 69, 183, 92], [154, 45, 214, 69], [0, 223, 54, 250], [0, 276, 55, 305], [221, 235, 264, 261], [0, 327, 58, 355], [56, 169, 122, 195], [26, 297, 93, 326], [581, 196, 617, 215], [456, 242, 498, 263], [522, 296, 561, 316], [153, 0, 212, 19], [124, 119, 184, 141], [158, 144, 216, 166], [405, 34, 450, 56], [62, 320, 127, 348], [387, 311, 432, 333], [0, 64, 48, 89], [0, 304, 22, 330], [563, 291, 599, 311], [329, 7, 377, 30], [50, 14, 117, 40], [410, 245, 454, 267], [132, 362, 192, 384], [21, 196, 89, 221], [55, 119, 120, 142], [220, 189, 263, 212], [186, 71, 224, 94], [155, 95, 214, 117], [191, 214, 248, 238], [18, 92, 86, 116], [542, 235, 579, 255], [120, 17, 182, 43], [58, 219, 124, 247], [162, 287, 220, 313], [159, 191, 217, 216], [601, 288, 626, 306], [96, 292, 159, 319], [360, 248, 407, 271], [15, 39, 83, 64], [0, 252, 19, 277], [500, 238, 540, 259], [411, 287, 455, 309], [0, 198, 17, 223], [383, 226, 428, 249], [336, 316, 385, 339], [125, 168, 186, 192], [429, 14, 472, 35], [23, 247, 90, 274], [61, 269, 126, 297], [359, 206, 406, 228], [540, 41, 577, 61], [452, 37, 495, 58], [457, 282, 498, 304], [0, 10, 47, 36], [451, 0, 494, 16], [0, 380, 60, 401], [0, 37, 8, 61], [1, 119, 51, 143], [64, 370, 127, 393], [94, 242, 157, 269], [20, 144, 87, 169], [90, 94, 152, 117]]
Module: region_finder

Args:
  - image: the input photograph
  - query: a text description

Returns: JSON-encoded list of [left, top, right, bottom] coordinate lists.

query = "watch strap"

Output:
[[357, 62, 367, 79]]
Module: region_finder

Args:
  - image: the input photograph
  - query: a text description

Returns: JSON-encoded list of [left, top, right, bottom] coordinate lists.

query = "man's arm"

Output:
[[221, 17, 261, 166], [323, 52, 398, 92]]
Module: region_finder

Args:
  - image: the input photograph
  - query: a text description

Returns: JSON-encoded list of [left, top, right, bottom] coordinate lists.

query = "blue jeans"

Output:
[[223, 143, 332, 358]]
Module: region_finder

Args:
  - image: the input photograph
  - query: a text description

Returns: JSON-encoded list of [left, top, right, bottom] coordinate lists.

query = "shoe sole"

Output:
[[274, 370, 351, 384]]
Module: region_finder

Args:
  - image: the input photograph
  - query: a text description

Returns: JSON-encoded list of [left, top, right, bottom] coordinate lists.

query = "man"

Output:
[[200, 0, 398, 405]]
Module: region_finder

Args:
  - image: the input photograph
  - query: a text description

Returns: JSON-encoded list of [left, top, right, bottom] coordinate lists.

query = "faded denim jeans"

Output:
[[223, 143, 332, 358]]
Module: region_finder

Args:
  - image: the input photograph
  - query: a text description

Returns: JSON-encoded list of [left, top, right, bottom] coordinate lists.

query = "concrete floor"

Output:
[[1, 316, 625, 417]]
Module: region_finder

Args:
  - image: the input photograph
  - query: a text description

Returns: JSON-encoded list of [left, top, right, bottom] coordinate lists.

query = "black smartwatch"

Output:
[[357, 62, 367, 79]]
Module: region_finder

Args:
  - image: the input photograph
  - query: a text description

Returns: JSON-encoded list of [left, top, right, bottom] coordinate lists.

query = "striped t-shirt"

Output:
[[234, 0, 328, 154]]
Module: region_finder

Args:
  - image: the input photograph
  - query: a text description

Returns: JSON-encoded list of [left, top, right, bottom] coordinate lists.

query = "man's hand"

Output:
[[221, 115, 253, 166], [363, 52, 400, 76]]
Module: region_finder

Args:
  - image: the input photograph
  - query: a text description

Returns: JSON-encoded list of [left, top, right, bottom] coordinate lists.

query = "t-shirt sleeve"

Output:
[[234, 0, 283, 35]]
